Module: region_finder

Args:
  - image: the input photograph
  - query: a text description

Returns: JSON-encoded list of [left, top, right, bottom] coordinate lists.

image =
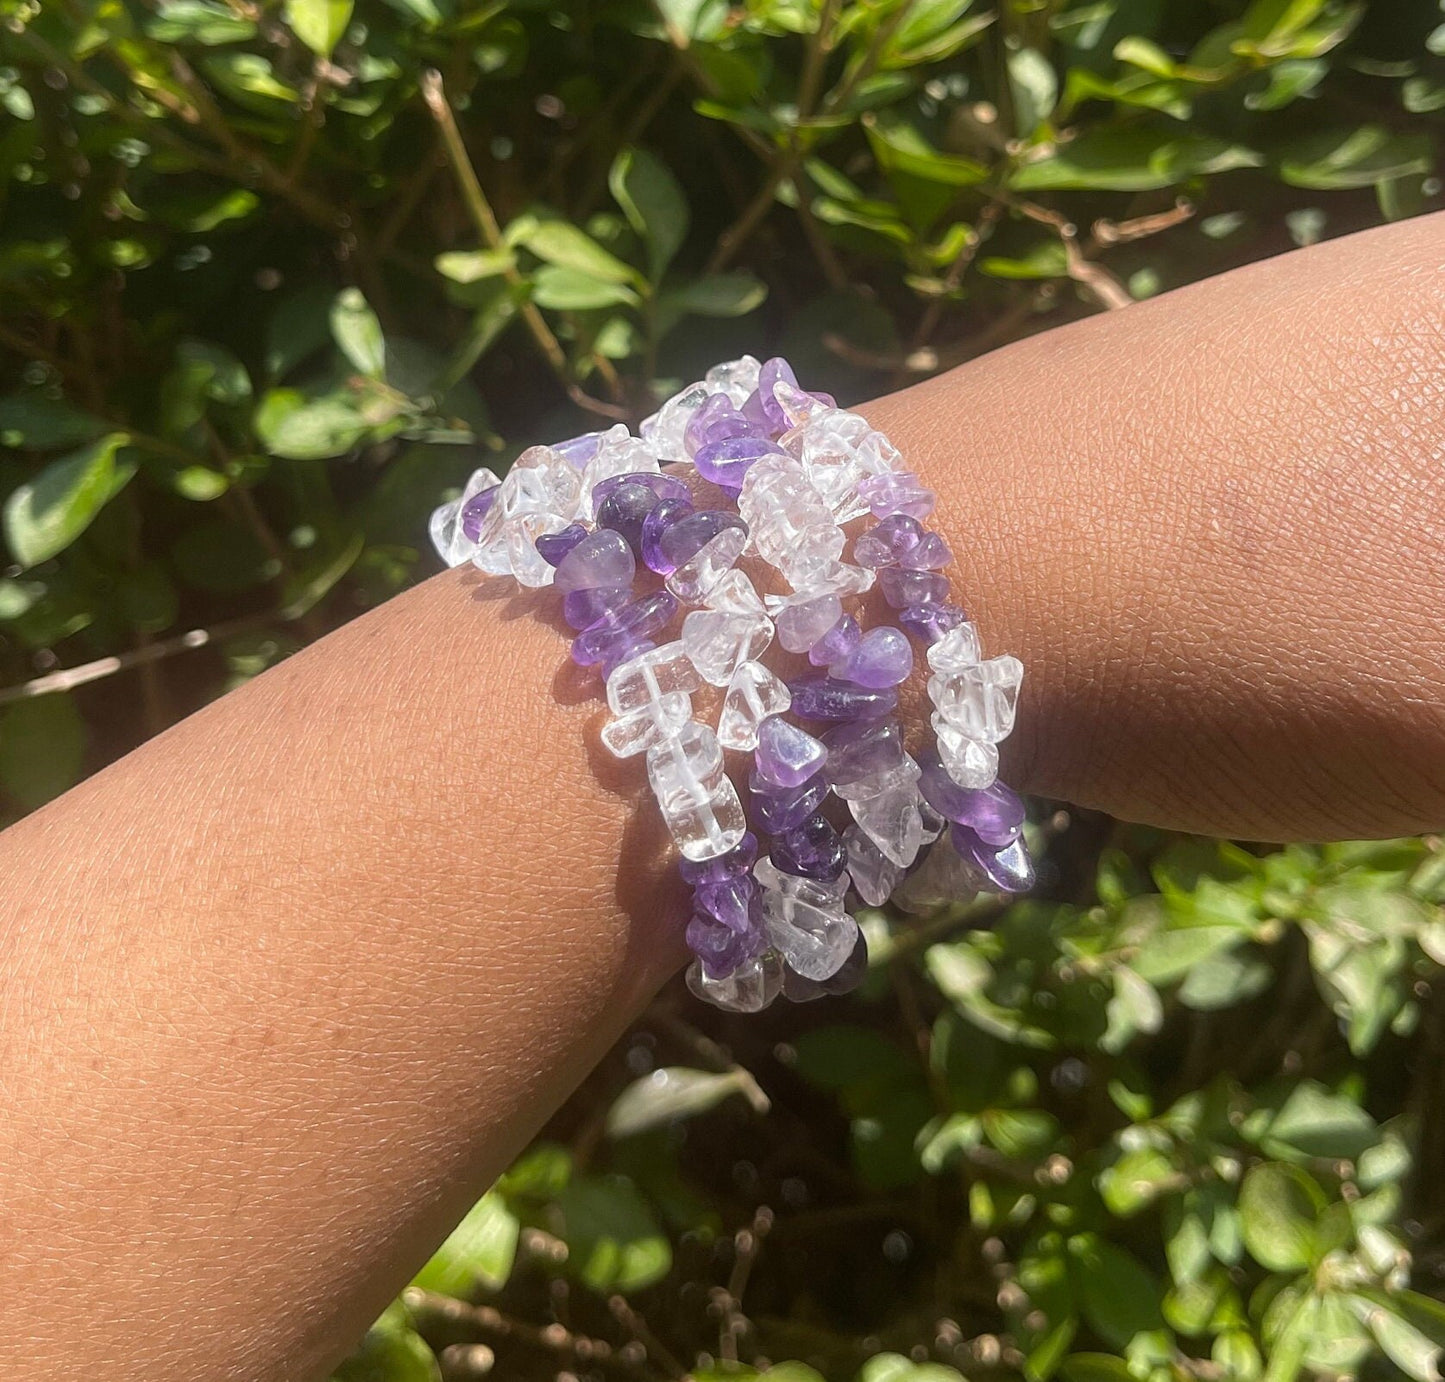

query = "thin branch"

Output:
[[420, 69, 629, 422]]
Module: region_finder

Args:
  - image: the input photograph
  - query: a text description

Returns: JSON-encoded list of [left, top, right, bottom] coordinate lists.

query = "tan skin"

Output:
[[0, 213, 1442, 1379]]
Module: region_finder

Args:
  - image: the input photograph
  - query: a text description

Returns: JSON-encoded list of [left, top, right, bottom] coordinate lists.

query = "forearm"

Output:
[[2, 213, 1444, 1381]]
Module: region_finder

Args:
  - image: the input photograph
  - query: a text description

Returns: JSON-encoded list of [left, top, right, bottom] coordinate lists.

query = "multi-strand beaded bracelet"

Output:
[[429, 356, 1032, 1013]]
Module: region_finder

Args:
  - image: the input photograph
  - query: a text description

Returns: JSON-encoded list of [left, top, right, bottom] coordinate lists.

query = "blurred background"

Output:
[[3, 0, 1445, 1378]]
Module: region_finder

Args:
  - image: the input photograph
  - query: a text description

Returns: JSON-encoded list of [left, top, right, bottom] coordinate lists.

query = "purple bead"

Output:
[[836, 626, 913, 688], [555, 528, 637, 594], [640, 497, 695, 574], [898, 602, 967, 643], [951, 826, 1035, 893], [755, 716, 827, 789], [823, 717, 904, 788], [772, 812, 847, 882], [878, 566, 950, 610], [680, 832, 758, 887], [695, 874, 756, 931], [853, 514, 922, 568], [919, 756, 1025, 844], [552, 431, 607, 467], [741, 357, 799, 435], [788, 676, 898, 723], [685, 393, 753, 457], [571, 590, 678, 665], [459, 487, 499, 543], [659, 510, 746, 572], [563, 584, 631, 631], [535, 523, 588, 567], [858, 470, 935, 520], [694, 434, 785, 490], [595, 476, 685, 553], [748, 770, 828, 834], [593, 472, 691, 507], [810, 614, 861, 669], [900, 531, 952, 571], [687, 911, 764, 979]]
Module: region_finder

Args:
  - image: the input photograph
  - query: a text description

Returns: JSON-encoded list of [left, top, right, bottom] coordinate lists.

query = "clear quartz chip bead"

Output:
[[640, 381, 708, 462], [686, 951, 781, 1012], [783, 559, 874, 598], [832, 753, 922, 802], [928, 654, 1023, 743], [704, 569, 766, 617], [758, 882, 857, 982], [704, 354, 762, 406], [737, 457, 834, 571], [894, 832, 980, 915], [786, 408, 900, 523], [770, 592, 843, 653], [927, 622, 984, 673], [645, 721, 748, 860], [505, 512, 568, 588], [931, 713, 1000, 789], [607, 641, 703, 716], [681, 609, 774, 687], [754, 856, 848, 906], [430, 467, 500, 567], [600, 690, 692, 758], [579, 426, 662, 519], [666, 525, 747, 604], [848, 780, 926, 867], [717, 660, 791, 752], [844, 823, 904, 907], [513, 444, 582, 519]]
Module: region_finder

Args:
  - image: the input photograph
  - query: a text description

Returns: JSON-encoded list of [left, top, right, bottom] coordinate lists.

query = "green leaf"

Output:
[[0, 394, 107, 451], [859, 1355, 965, 1382], [285, 0, 354, 56], [332, 1303, 441, 1382], [1060, 1354, 1135, 1382], [864, 113, 990, 186], [532, 267, 640, 311], [434, 249, 516, 284], [0, 692, 85, 809], [331, 288, 386, 378], [1237, 1162, 1326, 1272], [147, 0, 257, 44], [411, 1191, 519, 1296], [1009, 48, 1058, 133], [255, 389, 380, 460], [519, 222, 640, 285], [1067, 1236, 1166, 1348], [1099, 1146, 1178, 1217], [1012, 129, 1261, 191], [1177, 949, 1273, 1010], [979, 241, 1069, 279], [1254, 1080, 1378, 1161], [662, 273, 767, 318], [606, 1066, 766, 1138], [550, 1175, 671, 1292], [4, 433, 135, 568], [1352, 1296, 1444, 1382], [1277, 126, 1433, 190], [609, 148, 688, 282]]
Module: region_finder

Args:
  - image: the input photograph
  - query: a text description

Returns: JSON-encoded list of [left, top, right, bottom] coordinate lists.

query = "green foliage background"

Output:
[[4, 0, 1445, 1376]]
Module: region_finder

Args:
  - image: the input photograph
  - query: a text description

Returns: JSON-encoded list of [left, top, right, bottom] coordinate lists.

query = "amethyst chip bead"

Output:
[[535, 524, 588, 567], [772, 812, 848, 882], [754, 716, 827, 789], [554, 528, 637, 594], [680, 832, 758, 886], [835, 626, 913, 688], [899, 602, 967, 643], [640, 497, 695, 574], [878, 566, 950, 609], [562, 584, 631, 631], [788, 676, 899, 723]]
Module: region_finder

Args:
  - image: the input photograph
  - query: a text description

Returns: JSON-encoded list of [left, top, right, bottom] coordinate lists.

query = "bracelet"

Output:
[[429, 357, 1032, 1013]]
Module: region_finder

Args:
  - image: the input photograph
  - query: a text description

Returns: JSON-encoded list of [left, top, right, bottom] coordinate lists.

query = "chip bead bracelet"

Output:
[[429, 356, 1032, 1013]]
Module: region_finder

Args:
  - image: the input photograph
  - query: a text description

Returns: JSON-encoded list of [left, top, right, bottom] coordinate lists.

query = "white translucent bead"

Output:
[[430, 467, 500, 567], [927, 622, 984, 673], [931, 712, 1000, 789], [919, 799, 946, 845], [607, 641, 703, 716], [786, 560, 875, 598], [646, 722, 748, 860], [849, 782, 926, 867], [513, 445, 582, 519], [788, 408, 899, 523], [771, 378, 833, 428], [640, 381, 708, 462], [738, 456, 833, 572], [844, 824, 904, 907], [665, 525, 747, 604], [717, 660, 791, 752], [894, 833, 979, 915], [928, 654, 1023, 743], [686, 951, 781, 1012], [505, 513, 566, 588], [600, 691, 692, 758], [681, 609, 773, 687], [704, 354, 762, 406], [579, 426, 661, 519], [754, 856, 848, 907], [770, 592, 843, 653], [704, 569, 766, 617], [759, 885, 857, 981], [833, 752, 921, 802]]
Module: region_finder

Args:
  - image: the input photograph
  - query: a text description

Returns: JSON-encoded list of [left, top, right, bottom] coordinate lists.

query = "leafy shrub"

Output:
[[2, 0, 1444, 1377]]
